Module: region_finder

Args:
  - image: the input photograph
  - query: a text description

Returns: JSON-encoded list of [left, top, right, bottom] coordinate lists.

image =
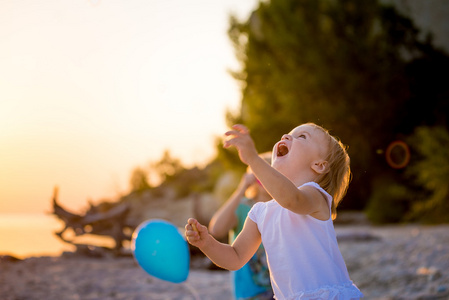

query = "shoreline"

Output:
[[1, 224, 449, 299]]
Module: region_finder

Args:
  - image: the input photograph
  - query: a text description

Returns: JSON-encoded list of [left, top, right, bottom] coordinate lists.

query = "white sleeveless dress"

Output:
[[248, 182, 363, 300]]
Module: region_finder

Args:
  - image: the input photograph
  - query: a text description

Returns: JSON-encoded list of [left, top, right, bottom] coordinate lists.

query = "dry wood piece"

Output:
[[51, 187, 133, 256]]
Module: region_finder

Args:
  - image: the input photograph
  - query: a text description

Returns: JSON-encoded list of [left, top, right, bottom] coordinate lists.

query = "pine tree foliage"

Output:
[[226, 0, 449, 211]]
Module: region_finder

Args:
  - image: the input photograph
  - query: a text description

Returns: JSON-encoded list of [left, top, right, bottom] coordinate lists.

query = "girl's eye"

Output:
[[298, 134, 306, 139]]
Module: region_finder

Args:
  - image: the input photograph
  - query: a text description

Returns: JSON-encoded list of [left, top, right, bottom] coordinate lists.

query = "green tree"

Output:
[[129, 167, 151, 193], [225, 0, 449, 211], [150, 150, 184, 184]]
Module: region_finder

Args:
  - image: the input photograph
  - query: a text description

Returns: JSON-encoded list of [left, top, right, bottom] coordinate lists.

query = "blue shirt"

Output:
[[231, 198, 272, 300]]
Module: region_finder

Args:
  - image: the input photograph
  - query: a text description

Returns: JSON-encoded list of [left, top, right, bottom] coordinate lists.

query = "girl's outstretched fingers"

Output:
[[232, 124, 249, 133], [224, 130, 239, 148], [223, 124, 258, 165], [185, 218, 197, 237], [224, 124, 249, 148]]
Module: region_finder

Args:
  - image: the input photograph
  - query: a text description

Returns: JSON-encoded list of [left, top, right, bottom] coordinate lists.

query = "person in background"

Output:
[[209, 152, 273, 300]]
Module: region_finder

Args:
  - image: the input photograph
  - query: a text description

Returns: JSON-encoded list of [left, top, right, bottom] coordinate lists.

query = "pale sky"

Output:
[[0, 0, 259, 213]]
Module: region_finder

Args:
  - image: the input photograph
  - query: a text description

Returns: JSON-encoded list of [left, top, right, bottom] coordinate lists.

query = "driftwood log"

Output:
[[51, 187, 133, 256]]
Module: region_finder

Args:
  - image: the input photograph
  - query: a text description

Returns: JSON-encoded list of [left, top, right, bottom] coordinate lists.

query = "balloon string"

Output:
[[182, 281, 201, 300]]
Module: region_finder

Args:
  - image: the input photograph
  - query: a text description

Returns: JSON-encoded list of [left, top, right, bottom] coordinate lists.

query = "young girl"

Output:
[[185, 124, 363, 299]]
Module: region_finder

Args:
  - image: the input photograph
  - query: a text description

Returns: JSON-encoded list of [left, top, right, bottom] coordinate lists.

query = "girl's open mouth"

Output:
[[277, 142, 289, 157]]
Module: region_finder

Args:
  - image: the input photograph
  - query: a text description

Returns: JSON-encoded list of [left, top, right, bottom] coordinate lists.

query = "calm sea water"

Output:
[[0, 213, 116, 259]]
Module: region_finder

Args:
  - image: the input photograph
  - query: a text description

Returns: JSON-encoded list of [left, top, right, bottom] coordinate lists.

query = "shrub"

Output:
[[365, 177, 410, 224], [405, 126, 449, 223]]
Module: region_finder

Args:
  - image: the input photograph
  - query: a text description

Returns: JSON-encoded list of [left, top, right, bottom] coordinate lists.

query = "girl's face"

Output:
[[272, 124, 329, 180]]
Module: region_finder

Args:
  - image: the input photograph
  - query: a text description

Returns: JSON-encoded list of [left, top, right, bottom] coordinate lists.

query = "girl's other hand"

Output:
[[185, 218, 209, 248]]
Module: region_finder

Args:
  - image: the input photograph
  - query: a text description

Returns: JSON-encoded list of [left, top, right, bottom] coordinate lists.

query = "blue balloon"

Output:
[[132, 219, 190, 283]]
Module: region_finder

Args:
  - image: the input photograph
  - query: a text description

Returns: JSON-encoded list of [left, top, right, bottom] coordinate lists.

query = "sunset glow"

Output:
[[0, 0, 258, 213]]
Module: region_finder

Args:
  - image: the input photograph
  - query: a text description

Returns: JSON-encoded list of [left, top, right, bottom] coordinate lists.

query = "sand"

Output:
[[1, 224, 449, 300]]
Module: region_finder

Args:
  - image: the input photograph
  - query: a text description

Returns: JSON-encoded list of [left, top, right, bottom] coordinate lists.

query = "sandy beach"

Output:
[[1, 224, 449, 300]]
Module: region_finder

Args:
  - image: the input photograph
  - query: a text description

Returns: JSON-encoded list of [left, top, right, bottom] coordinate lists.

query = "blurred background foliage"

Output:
[[405, 126, 449, 223], [132, 0, 449, 224], [220, 0, 449, 224]]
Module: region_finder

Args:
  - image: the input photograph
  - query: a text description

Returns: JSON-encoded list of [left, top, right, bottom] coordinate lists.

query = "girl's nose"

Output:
[[281, 134, 291, 141]]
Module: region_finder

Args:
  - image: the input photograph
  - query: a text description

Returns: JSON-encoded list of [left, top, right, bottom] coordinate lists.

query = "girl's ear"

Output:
[[312, 160, 329, 174]]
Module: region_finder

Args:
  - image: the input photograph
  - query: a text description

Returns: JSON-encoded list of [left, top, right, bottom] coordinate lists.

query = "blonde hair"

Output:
[[306, 123, 351, 220]]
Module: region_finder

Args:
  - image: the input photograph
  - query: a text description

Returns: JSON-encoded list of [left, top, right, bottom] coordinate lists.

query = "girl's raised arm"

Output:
[[224, 124, 328, 218]]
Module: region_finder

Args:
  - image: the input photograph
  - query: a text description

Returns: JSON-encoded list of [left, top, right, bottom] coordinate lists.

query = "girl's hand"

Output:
[[185, 218, 209, 248], [223, 124, 258, 166]]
